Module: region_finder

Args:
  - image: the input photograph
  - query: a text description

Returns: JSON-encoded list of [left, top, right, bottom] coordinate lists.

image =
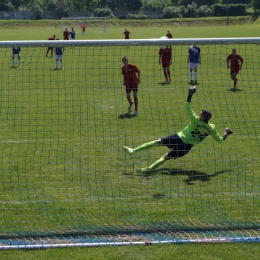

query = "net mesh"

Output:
[[0, 39, 259, 248]]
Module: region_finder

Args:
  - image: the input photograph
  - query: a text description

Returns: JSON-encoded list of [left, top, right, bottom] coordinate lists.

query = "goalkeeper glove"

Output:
[[187, 86, 197, 102], [223, 128, 233, 140]]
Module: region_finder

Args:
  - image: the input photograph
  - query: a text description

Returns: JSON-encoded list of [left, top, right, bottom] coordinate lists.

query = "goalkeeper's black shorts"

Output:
[[161, 134, 193, 159]]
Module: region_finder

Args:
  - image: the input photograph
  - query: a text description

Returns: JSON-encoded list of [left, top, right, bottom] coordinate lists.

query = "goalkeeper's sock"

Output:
[[133, 140, 158, 153], [147, 157, 167, 171]]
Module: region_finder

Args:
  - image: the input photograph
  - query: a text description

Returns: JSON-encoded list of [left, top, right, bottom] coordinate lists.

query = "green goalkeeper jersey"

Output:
[[177, 102, 224, 145]]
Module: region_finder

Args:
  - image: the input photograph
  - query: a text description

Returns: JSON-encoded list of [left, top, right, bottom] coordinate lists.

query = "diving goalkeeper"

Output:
[[124, 86, 233, 173]]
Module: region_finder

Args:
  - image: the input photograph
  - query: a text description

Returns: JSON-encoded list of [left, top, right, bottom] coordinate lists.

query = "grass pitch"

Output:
[[0, 18, 259, 259]]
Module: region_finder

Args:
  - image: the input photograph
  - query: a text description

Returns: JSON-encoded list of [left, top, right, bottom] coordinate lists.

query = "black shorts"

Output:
[[161, 134, 193, 159]]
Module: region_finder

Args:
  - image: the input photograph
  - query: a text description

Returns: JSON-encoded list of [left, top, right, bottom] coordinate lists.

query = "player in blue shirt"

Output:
[[69, 28, 76, 40], [12, 47, 21, 67], [54, 39, 64, 69], [187, 44, 201, 84]]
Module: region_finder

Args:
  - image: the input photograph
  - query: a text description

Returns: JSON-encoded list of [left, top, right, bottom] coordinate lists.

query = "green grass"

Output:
[[0, 18, 260, 258]]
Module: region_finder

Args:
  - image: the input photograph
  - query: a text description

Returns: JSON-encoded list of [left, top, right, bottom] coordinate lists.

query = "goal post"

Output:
[[0, 38, 260, 248], [60, 17, 107, 34]]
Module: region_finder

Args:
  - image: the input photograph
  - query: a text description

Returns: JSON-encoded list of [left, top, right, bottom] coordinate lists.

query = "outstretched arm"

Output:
[[186, 86, 196, 102], [222, 128, 233, 140]]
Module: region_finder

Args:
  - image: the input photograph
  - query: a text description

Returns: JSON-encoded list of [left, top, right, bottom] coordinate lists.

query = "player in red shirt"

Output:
[[159, 46, 172, 83], [166, 29, 173, 39], [81, 23, 86, 35], [226, 48, 243, 89], [121, 56, 140, 116], [63, 28, 69, 40], [46, 34, 56, 57], [123, 29, 131, 39]]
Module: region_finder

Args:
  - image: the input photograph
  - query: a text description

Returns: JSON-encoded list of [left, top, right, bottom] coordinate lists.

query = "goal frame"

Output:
[[0, 37, 260, 248], [1, 37, 259, 48], [60, 17, 107, 33]]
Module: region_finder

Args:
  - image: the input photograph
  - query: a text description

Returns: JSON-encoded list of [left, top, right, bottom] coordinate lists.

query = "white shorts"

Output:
[[189, 63, 199, 69], [55, 55, 62, 60], [12, 54, 20, 58]]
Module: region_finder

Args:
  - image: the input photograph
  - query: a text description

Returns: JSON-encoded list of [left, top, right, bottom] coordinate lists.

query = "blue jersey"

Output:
[[188, 45, 200, 63], [69, 31, 75, 39], [55, 47, 63, 55], [12, 47, 21, 54]]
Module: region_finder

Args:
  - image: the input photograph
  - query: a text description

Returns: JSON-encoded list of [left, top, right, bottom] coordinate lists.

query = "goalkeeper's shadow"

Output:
[[143, 168, 229, 184]]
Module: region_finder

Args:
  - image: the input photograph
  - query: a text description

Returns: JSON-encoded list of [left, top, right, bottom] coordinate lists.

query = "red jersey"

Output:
[[63, 30, 69, 40], [122, 64, 140, 87], [159, 47, 172, 63], [226, 53, 243, 69], [166, 33, 173, 39], [123, 31, 131, 39], [81, 24, 86, 30]]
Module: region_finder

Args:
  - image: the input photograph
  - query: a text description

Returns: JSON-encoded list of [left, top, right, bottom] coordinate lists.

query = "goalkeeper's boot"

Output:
[[124, 146, 135, 155], [136, 167, 149, 174]]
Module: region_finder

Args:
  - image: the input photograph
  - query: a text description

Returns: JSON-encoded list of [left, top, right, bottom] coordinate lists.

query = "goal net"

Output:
[[0, 38, 259, 248], [60, 17, 107, 34]]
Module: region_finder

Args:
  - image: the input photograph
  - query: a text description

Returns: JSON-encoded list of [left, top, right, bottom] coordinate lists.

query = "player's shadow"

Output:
[[228, 87, 243, 92], [118, 113, 137, 119], [141, 168, 229, 185], [157, 82, 170, 85]]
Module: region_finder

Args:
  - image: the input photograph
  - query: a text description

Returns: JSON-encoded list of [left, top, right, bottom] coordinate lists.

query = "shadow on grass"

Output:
[[140, 168, 229, 185], [157, 81, 171, 85], [228, 87, 243, 92], [118, 113, 137, 119]]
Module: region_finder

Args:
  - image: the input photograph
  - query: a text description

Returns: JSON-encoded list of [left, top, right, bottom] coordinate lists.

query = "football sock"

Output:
[[164, 72, 167, 80], [56, 61, 58, 68], [190, 72, 193, 81], [134, 96, 138, 112], [133, 140, 158, 153], [18, 60, 20, 66], [194, 72, 198, 81], [147, 157, 167, 171], [12, 60, 14, 66], [60, 62, 63, 68], [127, 97, 133, 105]]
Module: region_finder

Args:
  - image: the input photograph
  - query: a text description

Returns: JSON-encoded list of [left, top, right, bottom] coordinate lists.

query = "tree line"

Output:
[[0, 0, 255, 12]]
